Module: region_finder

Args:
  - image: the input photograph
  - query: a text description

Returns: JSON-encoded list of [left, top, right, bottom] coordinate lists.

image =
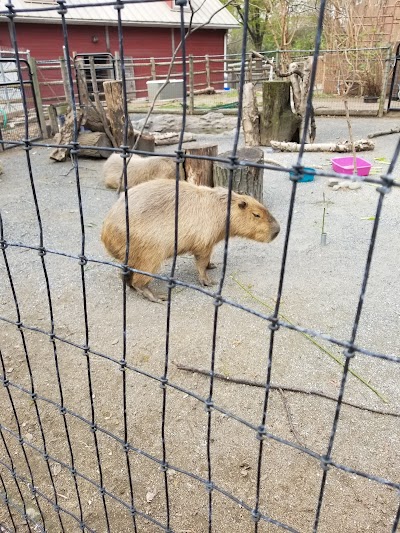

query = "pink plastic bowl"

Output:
[[331, 156, 372, 176]]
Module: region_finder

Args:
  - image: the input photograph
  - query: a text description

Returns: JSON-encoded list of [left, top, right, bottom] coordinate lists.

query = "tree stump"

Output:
[[50, 108, 83, 162], [77, 132, 112, 158], [213, 147, 264, 202], [242, 83, 260, 146], [183, 143, 218, 186], [104, 80, 134, 147], [260, 80, 301, 147]]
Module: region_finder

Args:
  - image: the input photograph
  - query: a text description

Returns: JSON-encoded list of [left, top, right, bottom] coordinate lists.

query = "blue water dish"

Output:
[[289, 167, 316, 182]]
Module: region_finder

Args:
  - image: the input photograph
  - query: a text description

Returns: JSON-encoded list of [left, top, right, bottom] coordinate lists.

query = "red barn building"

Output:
[[0, 0, 239, 101]]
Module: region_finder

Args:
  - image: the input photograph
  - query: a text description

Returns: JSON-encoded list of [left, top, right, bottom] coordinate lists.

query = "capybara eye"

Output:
[[253, 213, 261, 218]]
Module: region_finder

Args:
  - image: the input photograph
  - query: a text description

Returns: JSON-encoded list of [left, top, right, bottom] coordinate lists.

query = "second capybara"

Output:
[[101, 179, 280, 302], [103, 152, 184, 190]]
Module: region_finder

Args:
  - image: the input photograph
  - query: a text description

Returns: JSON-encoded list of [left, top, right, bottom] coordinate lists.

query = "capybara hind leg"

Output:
[[195, 251, 214, 287]]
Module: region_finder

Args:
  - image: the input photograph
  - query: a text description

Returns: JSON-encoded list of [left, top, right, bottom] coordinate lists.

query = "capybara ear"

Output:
[[238, 200, 247, 210]]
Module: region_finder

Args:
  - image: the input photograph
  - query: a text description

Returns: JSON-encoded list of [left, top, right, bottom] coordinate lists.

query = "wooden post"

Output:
[[205, 55, 211, 88], [260, 80, 301, 146], [183, 143, 218, 186], [48, 104, 59, 135], [189, 54, 194, 114], [103, 79, 134, 147], [248, 53, 253, 83], [378, 46, 392, 118], [89, 57, 117, 147], [60, 56, 73, 107], [150, 57, 156, 80], [213, 147, 264, 202], [114, 51, 122, 80], [28, 57, 48, 138], [242, 83, 260, 146]]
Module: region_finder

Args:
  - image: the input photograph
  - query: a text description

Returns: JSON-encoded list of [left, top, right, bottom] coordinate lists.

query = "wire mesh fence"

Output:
[[0, 1, 399, 532]]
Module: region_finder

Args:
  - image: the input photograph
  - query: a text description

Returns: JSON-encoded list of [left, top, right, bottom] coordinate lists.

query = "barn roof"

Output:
[[1, 0, 240, 29]]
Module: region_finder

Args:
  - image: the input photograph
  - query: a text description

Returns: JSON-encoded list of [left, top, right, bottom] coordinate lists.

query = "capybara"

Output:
[[101, 179, 280, 302], [103, 152, 184, 190]]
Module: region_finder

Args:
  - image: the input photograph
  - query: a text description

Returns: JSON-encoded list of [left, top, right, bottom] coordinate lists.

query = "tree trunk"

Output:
[[77, 132, 112, 158], [103, 80, 134, 148], [183, 143, 218, 186], [82, 106, 108, 133], [242, 83, 261, 146], [50, 108, 83, 162], [289, 57, 315, 143], [260, 81, 301, 147], [213, 147, 264, 202]]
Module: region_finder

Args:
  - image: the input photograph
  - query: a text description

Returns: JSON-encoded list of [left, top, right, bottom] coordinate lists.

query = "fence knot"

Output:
[[129, 506, 136, 517], [2, 378, 9, 387], [38, 247, 46, 257], [343, 347, 356, 359], [114, 0, 124, 11], [160, 377, 168, 388], [70, 467, 77, 476], [256, 425, 266, 440], [11, 468, 17, 479], [289, 164, 304, 182], [205, 481, 214, 493], [79, 521, 86, 530], [123, 442, 129, 453], [175, 149, 185, 164], [228, 154, 239, 171], [99, 486, 106, 496], [23, 140, 32, 151], [43, 453, 49, 461], [53, 504, 61, 513], [0, 239, 7, 250], [204, 398, 214, 412], [268, 318, 280, 332], [5, 2, 16, 20], [90, 423, 97, 433], [167, 278, 176, 290], [376, 184, 391, 195], [160, 462, 168, 472], [213, 295, 223, 308], [251, 509, 261, 522], [19, 436, 24, 445], [119, 360, 127, 372], [56, 0, 67, 15], [78, 255, 87, 266], [59, 406, 67, 415], [320, 455, 331, 472], [30, 485, 37, 496], [30, 392, 37, 401]]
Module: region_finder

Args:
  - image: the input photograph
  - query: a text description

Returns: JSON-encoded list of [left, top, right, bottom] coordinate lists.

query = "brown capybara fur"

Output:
[[103, 152, 184, 190], [101, 179, 280, 302]]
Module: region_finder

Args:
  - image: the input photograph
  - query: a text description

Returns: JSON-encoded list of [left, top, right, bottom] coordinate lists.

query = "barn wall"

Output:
[[0, 22, 225, 99]]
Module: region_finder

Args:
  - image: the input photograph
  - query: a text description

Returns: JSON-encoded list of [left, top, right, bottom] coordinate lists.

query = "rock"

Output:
[[202, 112, 225, 122], [328, 178, 339, 187], [349, 182, 362, 190], [332, 185, 340, 191], [338, 180, 349, 189]]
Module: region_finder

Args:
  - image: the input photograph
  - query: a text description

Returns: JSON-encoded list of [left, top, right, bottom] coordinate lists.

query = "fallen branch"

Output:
[[153, 132, 196, 145], [278, 388, 305, 446], [367, 126, 400, 139], [173, 362, 399, 418], [191, 86, 216, 95], [231, 275, 387, 403], [270, 139, 374, 152]]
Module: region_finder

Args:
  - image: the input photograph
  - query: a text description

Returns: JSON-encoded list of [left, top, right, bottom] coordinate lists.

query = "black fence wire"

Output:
[[0, 0, 399, 532]]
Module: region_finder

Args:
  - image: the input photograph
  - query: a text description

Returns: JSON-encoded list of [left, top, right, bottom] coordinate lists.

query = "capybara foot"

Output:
[[134, 286, 166, 304], [199, 275, 215, 287], [207, 262, 217, 270]]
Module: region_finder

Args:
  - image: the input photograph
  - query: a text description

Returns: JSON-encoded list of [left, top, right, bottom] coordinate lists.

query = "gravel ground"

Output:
[[0, 115, 399, 533]]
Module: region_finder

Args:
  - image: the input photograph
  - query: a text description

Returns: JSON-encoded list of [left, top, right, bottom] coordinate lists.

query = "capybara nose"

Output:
[[271, 222, 280, 241]]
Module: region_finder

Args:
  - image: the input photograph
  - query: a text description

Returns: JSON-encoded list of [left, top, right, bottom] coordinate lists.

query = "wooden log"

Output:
[[192, 86, 215, 95], [82, 106, 108, 132], [183, 143, 218, 186], [103, 79, 134, 147], [132, 131, 155, 152], [213, 147, 264, 202], [270, 139, 375, 152], [260, 80, 301, 147], [77, 131, 112, 158], [153, 132, 196, 146], [48, 104, 59, 136], [50, 108, 83, 162], [242, 82, 260, 146], [367, 126, 400, 139]]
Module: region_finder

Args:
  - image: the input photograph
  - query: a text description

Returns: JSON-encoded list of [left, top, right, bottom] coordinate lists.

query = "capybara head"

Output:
[[224, 191, 280, 243]]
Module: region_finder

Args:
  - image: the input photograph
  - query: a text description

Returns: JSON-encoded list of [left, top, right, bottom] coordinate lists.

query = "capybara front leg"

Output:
[[195, 251, 214, 287], [129, 256, 167, 303], [207, 262, 217, 270]]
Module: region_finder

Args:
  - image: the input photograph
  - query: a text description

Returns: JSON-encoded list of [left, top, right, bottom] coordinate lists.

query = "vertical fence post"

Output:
[[189, 54, 194, 114], [114, 51, 122, 80], [378, 46, 392, 118], [60, 54, 73, 107], [27, 56, 48, 138], [205, 54, 211, 88], [150, 57, 156, 80]]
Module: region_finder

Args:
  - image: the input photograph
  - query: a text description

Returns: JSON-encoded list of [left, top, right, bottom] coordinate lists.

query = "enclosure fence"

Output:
[[0, 1, 399, 532]]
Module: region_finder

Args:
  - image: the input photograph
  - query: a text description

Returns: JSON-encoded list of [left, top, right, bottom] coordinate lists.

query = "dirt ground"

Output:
[[0, 116, 399, 533]]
